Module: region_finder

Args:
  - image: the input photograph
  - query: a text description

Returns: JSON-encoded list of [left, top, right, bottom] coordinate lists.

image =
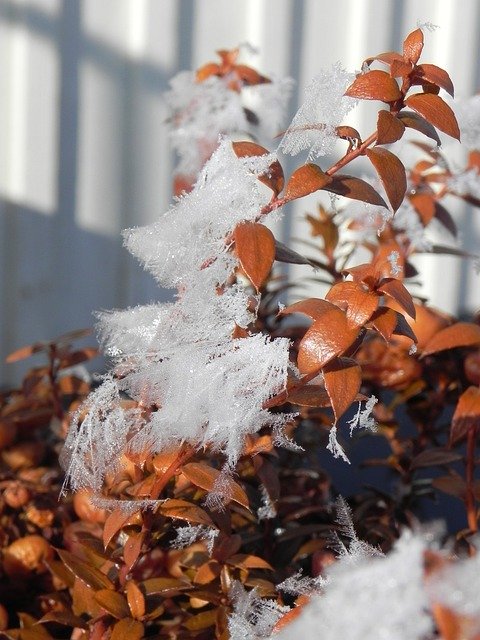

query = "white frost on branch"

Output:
[[228, 582, 289, 640], [280, 63, 357, 160], [171, 524, 219, 554]]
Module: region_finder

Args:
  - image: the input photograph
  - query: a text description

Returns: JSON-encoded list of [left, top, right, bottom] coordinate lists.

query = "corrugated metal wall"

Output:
[[1, 0, 480, 385]]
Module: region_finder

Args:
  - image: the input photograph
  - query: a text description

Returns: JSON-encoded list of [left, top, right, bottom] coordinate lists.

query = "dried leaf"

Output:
[[326, 281, 379, 327], [323, 357, 362, 422], [377, 278, 416, 319], [110, 618, 144, 640], [376, 110, 405, 144], [413, 64, 454, 97], [366, 147, 407, 211], [345, 70, 401, 102], [398, 110, 441, 145], [126, 580, 146, 620], [451, 386, 480, 444], [422, 322, 480, 356], [284, 164, 332, 202], [94, 590, 130, 619], [405, 93, 460, 140], [160, 498, 214, 526], [323, 174, 388, 208], [57, 549, 114, 591], [232, 141, 284, 195], [182, 462, 249, 508], [234, 222, 275, 291], [403, 28, 424, 64]]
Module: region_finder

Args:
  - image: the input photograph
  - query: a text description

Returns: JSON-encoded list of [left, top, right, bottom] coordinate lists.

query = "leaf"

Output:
[[405, 93, 460, 140], [194, 560, 221, 584], [377, 278, 416, 319], [410, 193, 436, 225], [286, 385, 331, 407], [6, 341, 49, 363], [274, 240, 314, 266], [280, 298, 340, 323], [196, 62, 221, 82], [410, 449, 462, 469], [160, 498, 214, 526], [403, 28, 424, 64], [422, 322, 480, 356], [390, 58, 414, 78], [57, 549, 114, 591], [227, 554, 273, 571], [366, 147, 407, 212], [434, 202, 457, 237], [323, 174, 388, 208], [398, 110, 441, 145], [376, 110, 405, 144], [234, 222, 275, 291], [432, 475, 466, 499], [345, 70, 401, 102], [325, 281, 379, 327], [182, 462, 249, 508], [183, 609, 218, 632], [57, 375, 90, 395], [232, 141, 284, 195], [38, 611, 88, 629], [323, 357, 362, 423], [126, 580, 146, 620], [413, 64, 454, 97], [103, 509, 142, 548], [370, 307, 417, 343], [451, 386, 480, 444], [364, 51, 405, 67], [94, 590, 130, 619], [141, 577, 192, 596], [123, 532, 145, 572], [284, 164, 332, 202], [110, 618, 144, 640]]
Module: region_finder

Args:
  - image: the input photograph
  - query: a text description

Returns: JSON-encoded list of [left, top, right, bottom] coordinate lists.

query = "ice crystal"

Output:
[[447, 168, 480, 199], [427, 550, 480, 620], [347, 396, 377, 437], [452, 95, 480, 150], [257, 485, 277, 521], [277, 570, 325, 596], [171, 524, 219, 554], [228, 582, 289, 640]]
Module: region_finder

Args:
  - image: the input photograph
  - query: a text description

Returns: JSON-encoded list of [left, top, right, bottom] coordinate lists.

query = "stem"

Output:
[[465, 426, 478, 534], [48, 346, 64, 420]]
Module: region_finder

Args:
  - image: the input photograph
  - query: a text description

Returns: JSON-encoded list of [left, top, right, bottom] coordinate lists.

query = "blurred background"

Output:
[[1, 0, 480, 385]]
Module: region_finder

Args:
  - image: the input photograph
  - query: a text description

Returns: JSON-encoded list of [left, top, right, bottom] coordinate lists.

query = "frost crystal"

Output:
[[331, 496, 382, 563], [228, 582, 289, 640], [280, 63, 357, 160], [347, 396, 377, 436], [277, 570, 325, 596], [387, 250, 403, 277], [326, 425, 350, 463], [171, 524, 219, 554], [447, 168, 480, 199], [452, 95, 480, 150], [427, 550, 480, 620], [257, 485, 277, 521]]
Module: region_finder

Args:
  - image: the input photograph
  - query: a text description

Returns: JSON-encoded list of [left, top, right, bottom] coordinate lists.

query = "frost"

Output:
[[387, 250, 403, 277], [427, 550, 480, 620], [273, 531, 432, 640], [280, 63, 357, 160], [409, 343, 418, 355], [452, 95, 480, 150], [393, 200, 433, 251], [326, 425, 350, 463], [277, 570, 325, 596], [171, 524, 219, 554], [228, 582, 289, 640], [331, 496, 382, 563], [242, 76, 294, 139], [417, 20, 439, 32], [447, 168, 480, 199], [347, 396, 377, 436], [257, 485, 277, 521]]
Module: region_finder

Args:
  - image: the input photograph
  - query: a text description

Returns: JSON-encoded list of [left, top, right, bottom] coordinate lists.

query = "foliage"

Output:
[[1, 28, 480, 639]]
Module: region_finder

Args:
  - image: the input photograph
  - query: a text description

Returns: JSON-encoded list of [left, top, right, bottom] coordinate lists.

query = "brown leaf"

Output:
[[364, 51, 405, 67], [286, 385, 330, 407], [323, 357, 362, 423], [232, 141, 284, 195], [94, 590, 130, 619], [345, 70, 401, 102], [377, 278, 416, 319], [398, 110, 441, 145], [422, 322, 480, 356], [274, 240, 314, 266], [405, 93, 460, 140], [182, 462, 249, 508], [451, 386, 480, 444], [403, 28, 424, 64], [126, 580, 146, 620], [38, 611, 88, 630], [284, 164, 332, 202], [410, 449, 462, 469], [390, 58, 414, 78], [234, 222, 275, 291], [325, 281, 379, 327], [183, 609, 218, 632], [376, 110, 405, 144], [323, 174, 388, 208], [141, 576, 192, 596], [413, 64, 454, 97], [57, 375, 90, 396], [58, 347, 98, 369], [434, 202, 457, 237], [123, 532, 145, 572], [103, 509, 142, 548], [57, 549, 114, 591], [410, 193, 436, 225], [366, 147, 407, 212], [110, 618, 144, 640], [194, 560, 221, 585], [160, 498, 214, 526], [280, 298, 340, 323], [432, 475, 467, 499], [227, 553, 273, 571], [196, 62, 221, 82], [370, 307, 417, 343]]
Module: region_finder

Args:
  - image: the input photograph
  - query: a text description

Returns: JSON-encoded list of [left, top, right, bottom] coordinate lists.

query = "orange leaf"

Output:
[[194, 560, 221, 585], [123, 532, 145, 573], [370, 307, 417, 343], [451, 386, 480, 444], [364, 51, 404, 67], [141, 577, 192, 596], [297, 312, 360, 375], [103, 510, 142, 548], [405, 93, 460, 140], [390, 58, 414, 78], [403, 28, 424, 65], [6, 341, 49, 363], [160, 499, 214, 526], [57, 549, 114, 591], [196, 62, 221, 82], [227, 553, 273, 571], [326, 281, 379, 327], [376, 110, 405, 144], [126, 580, 146, 620], [413, 64, 454, 97], [422, 322, 480, 356], [181, 462, 249, 508], [345, 70, 401, 102], [234, 222, 275, 292], [235, 64, 269, 85], [110, 618, 144, 640], [398, 110, 441, 145], [323, 174, 388, 208], [410, 193, 436, 225], [377, 278, 415, 319], [280, 298, 340, 323], [286, 385, 331, 407], [94, 590, 130, 619], [183, 609, 218, 632], [432, 475, 467, 499], [232, 141, 284, 195], [366, 147, 407, 212], [323, 357, 362, 422], [284, 164, 332, 202]]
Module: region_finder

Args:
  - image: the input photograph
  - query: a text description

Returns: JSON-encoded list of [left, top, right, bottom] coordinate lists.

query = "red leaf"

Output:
[[196, 62, 221, 82], [398, 110, 441, 145], [323, 174, 388, 208], [234, 222, 275, 292], [284, 164, 332, 202], [377, 278, 416, 319], [366, 147, 407, 212], [405, 93, 460, 140], [410, 193, 436, 225], [286, 385, 331, 407], [390, 58, 414, 78], [345, 70, 401, 102], [325, 281, 379, 327], [376, 110, 405, 144], [403, 28, 424, 64], [274, 240, 314, 266], [182, 462, 249, 508], [413, 64, 454, 97], [160, 499, 214, 526], [451, 386, 480, 443], [370, 307, 417, 343], [280, 298, 340, 323], [364, 52, 405, 67], [232, 141, 284, 195], [323, 358, 362, 423], [422, 322, 480, 356]]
